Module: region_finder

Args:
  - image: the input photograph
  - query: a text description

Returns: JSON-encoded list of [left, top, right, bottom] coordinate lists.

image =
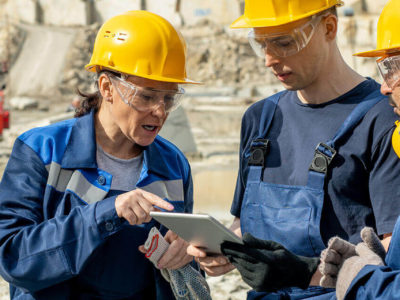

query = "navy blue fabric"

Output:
[[344, 215, 400, 299], [232, 79, 400, 245], [248, 286, 336, 300], [0, 110, 193, 299], [240, 87, 382, 300], [241, 88, 384, 258]]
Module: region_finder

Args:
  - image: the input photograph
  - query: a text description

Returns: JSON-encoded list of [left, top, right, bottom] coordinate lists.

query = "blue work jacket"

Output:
[[344, 215, 400, 299], [0, 110, 193, 299]]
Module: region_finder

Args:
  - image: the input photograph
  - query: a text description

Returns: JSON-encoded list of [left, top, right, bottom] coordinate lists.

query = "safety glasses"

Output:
[[377, 55, 400, 89], [248, 14, 325, 58], [108, 74, 185, 113]]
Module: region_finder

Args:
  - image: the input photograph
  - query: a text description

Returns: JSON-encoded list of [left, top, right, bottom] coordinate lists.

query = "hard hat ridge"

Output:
[[230, 0, 344, 29]]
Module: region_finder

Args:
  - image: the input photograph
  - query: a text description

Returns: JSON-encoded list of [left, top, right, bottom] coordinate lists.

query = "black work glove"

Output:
[[221, 233, 320, 292]]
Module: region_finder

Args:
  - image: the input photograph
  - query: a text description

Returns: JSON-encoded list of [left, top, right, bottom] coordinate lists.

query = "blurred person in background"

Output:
[[188, 0, 400, 299], [0, 10, 200, 299], [318, 0, 400, 299]]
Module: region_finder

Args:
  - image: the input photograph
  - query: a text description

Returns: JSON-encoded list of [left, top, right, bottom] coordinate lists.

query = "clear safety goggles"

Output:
[[248, 14, 325, 58], [377, 54, 400, 89], [109, 74, 185, 113]]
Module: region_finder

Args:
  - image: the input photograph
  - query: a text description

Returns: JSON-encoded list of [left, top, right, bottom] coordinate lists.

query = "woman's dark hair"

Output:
[[74, 88, 101, 117], [329, 6, 338, 17], [74, 70, 121, 117]]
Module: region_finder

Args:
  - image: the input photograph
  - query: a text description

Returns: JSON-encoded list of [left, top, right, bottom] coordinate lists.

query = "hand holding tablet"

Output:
[[150, 211, 243, 255]]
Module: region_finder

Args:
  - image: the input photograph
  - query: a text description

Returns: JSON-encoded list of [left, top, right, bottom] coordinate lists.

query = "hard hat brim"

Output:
[[354, 46, 400, 57], [85, 64, 202, 85]]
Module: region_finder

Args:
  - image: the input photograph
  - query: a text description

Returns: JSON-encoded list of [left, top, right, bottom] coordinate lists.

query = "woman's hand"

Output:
[[139, 230, 193, 270], [187, 244, 235, 276], [115, 188, 174, 225]]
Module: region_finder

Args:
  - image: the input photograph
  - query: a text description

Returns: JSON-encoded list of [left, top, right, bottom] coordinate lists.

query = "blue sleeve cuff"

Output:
[[94, 196, 126, 238], [344, 265, 392, 299]]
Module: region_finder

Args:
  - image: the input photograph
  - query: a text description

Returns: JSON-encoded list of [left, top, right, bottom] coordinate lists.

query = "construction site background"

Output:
[[0, 0, 389, 298]]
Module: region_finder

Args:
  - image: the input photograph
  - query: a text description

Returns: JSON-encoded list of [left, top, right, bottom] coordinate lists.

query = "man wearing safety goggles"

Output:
[[187, 1, 400, 299], [317, 1, 400, 299], [378, 55, 400, 115]]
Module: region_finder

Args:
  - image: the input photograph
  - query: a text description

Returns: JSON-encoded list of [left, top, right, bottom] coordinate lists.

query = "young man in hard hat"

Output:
[[318, 0, 400, 299], [187, 0, 400, 299], [0, 11, 202, 299]]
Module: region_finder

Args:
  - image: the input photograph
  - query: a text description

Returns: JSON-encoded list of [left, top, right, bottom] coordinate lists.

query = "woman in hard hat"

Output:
[[0, 10, 199, 299], [319, 1, 400, 299], [188, 0, 400, 299]]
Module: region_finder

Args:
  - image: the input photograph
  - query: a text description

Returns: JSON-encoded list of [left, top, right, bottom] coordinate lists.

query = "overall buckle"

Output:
[[249, 139, 270, 167], [309, 143, 337, 174]]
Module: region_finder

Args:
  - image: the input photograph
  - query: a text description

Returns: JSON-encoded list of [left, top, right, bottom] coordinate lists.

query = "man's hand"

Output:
[[115, 188, 174, 225], [185, 217, 240, 277], [186, 244, 235, 276], [221, 233, 319, 291], [139, 230, 193, 270]]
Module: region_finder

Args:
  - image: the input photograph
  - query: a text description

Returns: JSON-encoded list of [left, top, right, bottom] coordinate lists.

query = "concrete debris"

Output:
[[158, 106, 197, 154], [59, 23, 100, 96], [0, 21, 25, 74], [9, 97, 39, 110]]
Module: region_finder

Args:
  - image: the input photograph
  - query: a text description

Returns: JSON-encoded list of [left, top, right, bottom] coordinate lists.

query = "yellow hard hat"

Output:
[[230, 0, 344, 29], [354, 0, 400, 57], [392, 121, 400, 158], [86, 10, 199, 84]]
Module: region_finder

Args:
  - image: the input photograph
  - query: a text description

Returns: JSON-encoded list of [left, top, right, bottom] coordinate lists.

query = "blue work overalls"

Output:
[[241, 90, 384, 300]]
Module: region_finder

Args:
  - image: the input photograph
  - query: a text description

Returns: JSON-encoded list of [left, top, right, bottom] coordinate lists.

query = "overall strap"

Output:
[[248, 91, 285, 182], [308, 89, 385, 189]]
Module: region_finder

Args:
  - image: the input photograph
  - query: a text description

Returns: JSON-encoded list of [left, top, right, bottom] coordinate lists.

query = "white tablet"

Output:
[[150, 211, 243, 255]]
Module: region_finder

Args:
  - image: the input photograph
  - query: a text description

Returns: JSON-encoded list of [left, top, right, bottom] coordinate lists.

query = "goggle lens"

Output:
[[247, 14, 324, 58], [248, 34, 300, 58], [377, 55, 400, 89], [109, 75, 184, 113]]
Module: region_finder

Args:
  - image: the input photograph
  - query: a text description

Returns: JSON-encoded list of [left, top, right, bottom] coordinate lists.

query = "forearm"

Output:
[[230, 217, 242, 238], [0, 196, 122, 292], [310, 268, 323, 286]]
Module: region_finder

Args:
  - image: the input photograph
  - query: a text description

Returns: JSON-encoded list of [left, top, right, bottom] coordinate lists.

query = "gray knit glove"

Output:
[[160, 266, 211, 300], [319, 227, 386, 300], [335, 242, 384, 300], [144, 227, 212, 300], [319, 237, 357, 288], [336, 227, 386, 300]]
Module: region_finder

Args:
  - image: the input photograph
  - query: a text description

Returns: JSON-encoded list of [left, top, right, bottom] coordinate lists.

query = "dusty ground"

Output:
[[0, 96, 250, 299]]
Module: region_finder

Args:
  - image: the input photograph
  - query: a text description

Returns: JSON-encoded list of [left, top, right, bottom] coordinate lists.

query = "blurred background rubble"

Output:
[[0, 0, 389, 298]]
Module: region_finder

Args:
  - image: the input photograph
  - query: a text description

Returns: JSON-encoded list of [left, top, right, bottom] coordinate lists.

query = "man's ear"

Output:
[[98, 73, 113, 103], [324, 14, 338, 41]]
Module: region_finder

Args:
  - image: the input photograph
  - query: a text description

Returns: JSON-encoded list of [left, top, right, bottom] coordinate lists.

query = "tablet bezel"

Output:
[[150, 211, 243, 255]]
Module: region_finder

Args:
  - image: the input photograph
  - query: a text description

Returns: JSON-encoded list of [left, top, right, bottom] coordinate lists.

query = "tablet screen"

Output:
[[150, 212, 243, 255]]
